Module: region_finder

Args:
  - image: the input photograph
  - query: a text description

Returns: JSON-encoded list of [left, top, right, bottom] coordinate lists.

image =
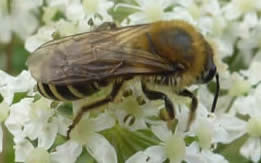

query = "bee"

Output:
[[27, 20, 220, 137]]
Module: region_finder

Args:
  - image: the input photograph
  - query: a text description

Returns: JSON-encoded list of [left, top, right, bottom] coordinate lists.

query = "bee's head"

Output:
[[198, 40, 220, 113], [198, 41, 216, 84]]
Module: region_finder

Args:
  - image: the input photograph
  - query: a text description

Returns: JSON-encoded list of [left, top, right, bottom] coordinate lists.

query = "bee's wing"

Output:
[[27, 24, 175, 85]]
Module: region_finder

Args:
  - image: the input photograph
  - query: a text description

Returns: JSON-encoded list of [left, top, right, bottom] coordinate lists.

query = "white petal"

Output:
[[26, 148, 51, 163], [85, 133, 117, 163], [186, 142, 206, 163], [232, 96, 257, 116], [65, 2, 84, 21], [0, 102, 10, 122], [223, 3, 241, 20], [240, 137, 261, 162], [10, 70, 36, 93], [151, 122, 171, 141], [38, 121, 58, 149], [126, 152, 148, 163], [165, 134, 186, 163], [23, 122, 42, 140], [51, 140, 82, 163], [5, 98, 33, 135], [25, 26, 55, 52], [202, 151, 229, 163], [12, 12, 39, 40], [171, 7, 196, 25], [52, 115, 71, 136], [145, 145, 167, 163], [243, 12, 258, 29], [90, 112, 115, 132], [14, 138, 34, 162], [129, 12, 147, 24], [25, 35, 44, 52], [0, 71, 36, 105], [215, 114, 247, 143], [4, 113, 23, 137]]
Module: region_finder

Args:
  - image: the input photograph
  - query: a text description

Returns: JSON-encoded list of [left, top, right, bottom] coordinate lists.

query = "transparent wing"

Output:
[[27, 24, 175, 85]]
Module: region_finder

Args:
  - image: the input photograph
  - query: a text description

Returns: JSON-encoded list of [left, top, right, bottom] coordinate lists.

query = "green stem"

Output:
[[5, 37, 13, 74]]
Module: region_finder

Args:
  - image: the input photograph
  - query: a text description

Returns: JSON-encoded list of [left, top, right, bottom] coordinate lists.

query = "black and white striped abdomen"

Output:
[[37, 80, 109, 101]]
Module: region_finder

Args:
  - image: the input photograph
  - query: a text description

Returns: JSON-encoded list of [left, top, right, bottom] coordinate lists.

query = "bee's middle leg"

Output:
[[178, 89, 198, 130], [141, 82, 175, 120], [67, 80, 124, 138]]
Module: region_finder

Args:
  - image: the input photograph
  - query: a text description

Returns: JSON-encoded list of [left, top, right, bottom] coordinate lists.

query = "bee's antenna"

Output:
[[211, 74, 220, 112]]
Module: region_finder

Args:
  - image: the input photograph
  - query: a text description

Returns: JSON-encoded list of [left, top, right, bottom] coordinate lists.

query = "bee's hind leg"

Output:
[[178, 89, 198, 131], [67, 80, 124, 139], [141, 82, 175, 126]]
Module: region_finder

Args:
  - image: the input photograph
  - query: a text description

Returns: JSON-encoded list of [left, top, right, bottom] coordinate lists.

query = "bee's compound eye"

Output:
[[202, 65, 216, 83]]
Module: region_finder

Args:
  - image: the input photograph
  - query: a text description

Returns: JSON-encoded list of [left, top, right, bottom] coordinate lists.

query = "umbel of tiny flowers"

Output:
[[115, 0, 176, 25], [0, 0, 41, 43], [2, 0, 261, 162]]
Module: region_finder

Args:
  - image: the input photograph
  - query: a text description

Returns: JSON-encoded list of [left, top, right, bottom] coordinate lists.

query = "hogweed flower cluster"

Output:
[[1, 0, 261, 162]]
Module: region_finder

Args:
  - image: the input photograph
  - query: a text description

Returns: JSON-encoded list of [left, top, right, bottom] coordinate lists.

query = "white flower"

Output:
[[186, 142, 228, 163], [70, 110, 117, 163], [127, 117, 230, 163], [227, 73, 251, 97], [237, 22, 261, 63], [25, 18, 92, 53], [5, 96, 72, 162], [26, 148, 51, 163], [82, 0, 113, 21], [111, 96, 161, 131], [144, 124, 186, 163], [241, 61, 261, 85], [172, 0, 200, 24], [54, 19, 79, 36], [15, 137, 82, 163], [65, 1, 85, 21], [25, 26, 56, 52], [14, 137, 35, 162], [126, 146, 166, 163], [228, 84, 261, 162], [0, 101, 8, 153], [223, 0, 261, 20], [0, 70, 36, 105], [50, 140, 82, 163], [0, 0, 40, 43], [116, 0, 173, 24], [182, 102, 246, 145]]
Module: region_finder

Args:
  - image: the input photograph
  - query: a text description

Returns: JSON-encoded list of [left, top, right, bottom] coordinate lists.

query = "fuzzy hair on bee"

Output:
[[27, 20, 220, 138]]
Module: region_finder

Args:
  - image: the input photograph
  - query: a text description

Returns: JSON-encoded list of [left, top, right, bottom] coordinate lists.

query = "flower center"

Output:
[[26, 148, 51, 163], [164, 134, 186, 162], [188, 3, 200, 20], [144, 4, 163, 22], [247, 117, 261, 137], [83, 0, 99, 14], [236, 0, 256, 13]]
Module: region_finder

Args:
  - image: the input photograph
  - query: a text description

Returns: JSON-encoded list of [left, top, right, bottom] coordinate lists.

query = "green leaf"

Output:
[[215, 135, 251, 163], [76, 148, 97, 163], [101, 125, 160, 163], [12, 92, 28, 104], [57, 102, 73, 118]]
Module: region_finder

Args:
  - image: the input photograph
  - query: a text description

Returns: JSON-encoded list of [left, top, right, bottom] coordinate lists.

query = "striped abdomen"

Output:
[[37, 80, 109, 101]]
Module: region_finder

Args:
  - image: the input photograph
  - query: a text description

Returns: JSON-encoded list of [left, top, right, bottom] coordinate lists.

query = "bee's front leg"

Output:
[[178, 89, 198, 130], [67, 80, 124, 139], [141, 82, 175, 121]]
